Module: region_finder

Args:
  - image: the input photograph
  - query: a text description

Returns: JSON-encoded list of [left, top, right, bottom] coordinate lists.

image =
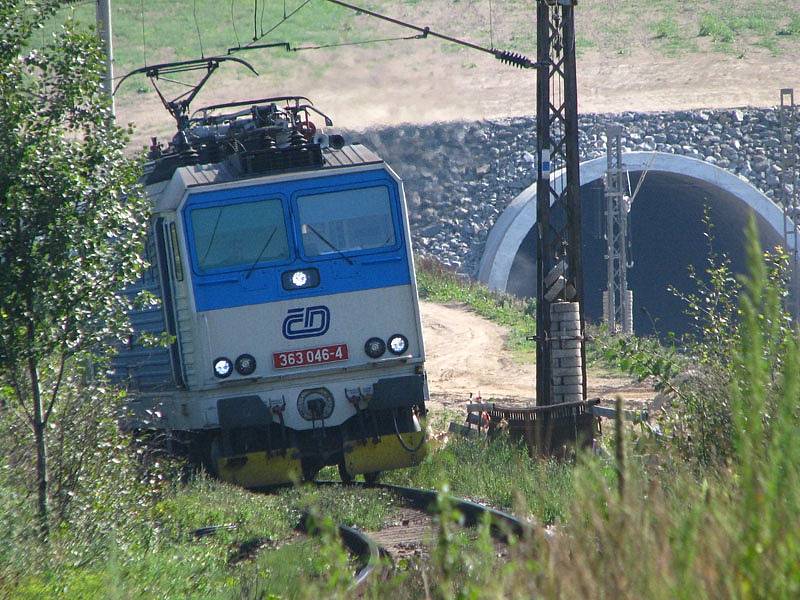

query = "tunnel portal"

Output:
[[478, 153, 790, 337]]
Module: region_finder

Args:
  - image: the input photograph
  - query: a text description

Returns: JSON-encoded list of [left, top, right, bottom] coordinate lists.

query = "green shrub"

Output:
[[699, 14, 735, 42], [652, 16, 679, 40]]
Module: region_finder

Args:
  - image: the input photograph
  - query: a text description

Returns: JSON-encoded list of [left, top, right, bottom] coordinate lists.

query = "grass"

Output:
[[2, 474, 398, 599], [699, 13, 737, 44], [694, 4, 795, 54], [649, 15, 697, 54], [387, 435, 580, 525], [4, 217, 799, 597], [1, 433, 580, 598]]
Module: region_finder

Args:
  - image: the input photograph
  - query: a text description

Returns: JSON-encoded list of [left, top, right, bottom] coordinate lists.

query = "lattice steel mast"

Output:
[[535, 0, 585, 406], [603, 125, 633, 334], [780, 89, 800, 321]]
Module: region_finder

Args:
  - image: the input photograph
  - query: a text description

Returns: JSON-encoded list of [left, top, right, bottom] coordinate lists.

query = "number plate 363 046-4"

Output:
[[273, 343, 349, 369]]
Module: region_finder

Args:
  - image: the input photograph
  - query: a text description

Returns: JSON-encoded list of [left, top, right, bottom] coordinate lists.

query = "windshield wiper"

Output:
[[305, 223, 354, 265], [244, 227, 278, 279], [200, 208, 223, 264]]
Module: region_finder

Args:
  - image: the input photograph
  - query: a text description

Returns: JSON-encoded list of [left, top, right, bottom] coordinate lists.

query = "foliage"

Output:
[[363, 216, 800, 599], [531, 216, 800, 599], [0, 378, 173, 593], [0, 1, 148, 534], [596, 214, 793, 466], [0, 14, 147, 371]]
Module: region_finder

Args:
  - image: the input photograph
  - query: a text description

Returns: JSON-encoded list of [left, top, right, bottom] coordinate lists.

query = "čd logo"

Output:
[[282, 306, 330, 339]]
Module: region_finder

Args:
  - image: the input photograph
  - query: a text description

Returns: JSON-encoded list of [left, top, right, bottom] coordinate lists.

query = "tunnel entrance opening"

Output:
[[505, 171, 782, 337]]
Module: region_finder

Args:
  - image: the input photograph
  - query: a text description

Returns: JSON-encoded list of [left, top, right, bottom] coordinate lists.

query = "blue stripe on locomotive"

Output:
[[183, 168, 411, 312]]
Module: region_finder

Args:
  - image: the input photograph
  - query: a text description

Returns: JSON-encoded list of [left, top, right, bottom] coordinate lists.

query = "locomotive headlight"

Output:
[[281, 268, 320, 291], [213, 357, 233, 378], [364, 337, 386, 359], [235, 353, 257, 376], [292, 271, 308, 287], [387, 334, 409, 355]]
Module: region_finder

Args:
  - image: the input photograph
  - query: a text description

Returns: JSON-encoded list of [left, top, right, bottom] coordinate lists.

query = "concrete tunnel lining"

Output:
[[478, 152, 795, 294]]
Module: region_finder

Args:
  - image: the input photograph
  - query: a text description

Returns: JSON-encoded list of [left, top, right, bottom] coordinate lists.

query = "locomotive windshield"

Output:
[[190, 198, 289, 271], [297, 186, 396, 257]]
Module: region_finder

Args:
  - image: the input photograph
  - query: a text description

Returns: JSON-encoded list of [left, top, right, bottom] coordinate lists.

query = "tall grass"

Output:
[[377, 215, 800, 599], [387, 435, 578, 525]]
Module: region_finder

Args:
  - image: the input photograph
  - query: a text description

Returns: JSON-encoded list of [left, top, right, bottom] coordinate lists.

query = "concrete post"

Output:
[[550, 301, 584, 404]]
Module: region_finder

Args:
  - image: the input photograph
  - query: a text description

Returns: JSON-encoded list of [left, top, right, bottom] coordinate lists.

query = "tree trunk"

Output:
[[27, 326, 49, 539]]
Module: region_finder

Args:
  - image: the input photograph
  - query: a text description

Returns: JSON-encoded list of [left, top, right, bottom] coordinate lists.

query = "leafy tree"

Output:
[[0, 2, 148, 537]]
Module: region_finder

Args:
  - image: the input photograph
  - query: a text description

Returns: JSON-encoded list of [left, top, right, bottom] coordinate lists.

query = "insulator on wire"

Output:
[[494, 49, 536, 69]]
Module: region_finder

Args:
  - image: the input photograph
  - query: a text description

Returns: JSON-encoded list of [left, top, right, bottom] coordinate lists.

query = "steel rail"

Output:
[[315, 480, 531, 543], [295, 510, 389, 592], [206, 481, 530, 591], [191, 510, 389, 593]]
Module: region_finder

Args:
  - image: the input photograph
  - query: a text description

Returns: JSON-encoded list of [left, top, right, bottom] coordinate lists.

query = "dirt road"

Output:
[[420, 301, 654, 416]]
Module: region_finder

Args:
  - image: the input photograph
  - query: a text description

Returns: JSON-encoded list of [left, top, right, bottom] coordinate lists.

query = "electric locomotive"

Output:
[[112, 95, 428, 487]]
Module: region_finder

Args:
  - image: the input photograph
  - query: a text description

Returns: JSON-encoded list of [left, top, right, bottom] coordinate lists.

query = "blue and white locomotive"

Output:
[[113, 96, 428, 486]]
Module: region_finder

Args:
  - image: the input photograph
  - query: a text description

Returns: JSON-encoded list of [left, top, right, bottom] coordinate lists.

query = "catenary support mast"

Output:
[[603, 125, 634, 334], [96, 0, 115, 118], [780, 89, 800, 320], [535, 0, 586, 405]]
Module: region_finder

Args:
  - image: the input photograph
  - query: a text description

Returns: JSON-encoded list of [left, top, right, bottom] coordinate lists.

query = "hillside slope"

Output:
[[52, 0, 800, 143]]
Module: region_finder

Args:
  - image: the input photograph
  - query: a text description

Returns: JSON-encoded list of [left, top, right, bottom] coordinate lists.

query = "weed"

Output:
[[652, 16, 680, 40], [699, 13, 735, 43]]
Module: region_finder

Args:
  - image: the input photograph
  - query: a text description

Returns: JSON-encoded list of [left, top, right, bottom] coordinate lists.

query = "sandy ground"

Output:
[[420, 301, 654, 417]]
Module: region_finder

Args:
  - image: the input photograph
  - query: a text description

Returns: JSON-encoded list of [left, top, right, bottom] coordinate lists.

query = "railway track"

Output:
[[310, 480, 530, 592], [195, 481, 530, 592]]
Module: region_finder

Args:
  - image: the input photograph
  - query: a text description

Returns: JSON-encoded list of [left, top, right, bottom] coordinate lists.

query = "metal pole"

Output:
[[535, 0, 584, 405], [96, 0, 115, 118], [604, 128, 619, 331], [535, 0, 552, 407], [780, 89, 800, 321], [560, 1, 587, 400]]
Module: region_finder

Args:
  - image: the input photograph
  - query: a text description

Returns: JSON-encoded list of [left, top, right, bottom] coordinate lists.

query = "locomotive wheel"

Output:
[[205, 434, 223, 477], [338, 462, 354, 484], [302, 462, 320, 482], [364, 471, 381, 485]]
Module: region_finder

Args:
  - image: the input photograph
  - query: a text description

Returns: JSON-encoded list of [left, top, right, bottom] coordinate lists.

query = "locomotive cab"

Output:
[[113, 97, 428, 486]]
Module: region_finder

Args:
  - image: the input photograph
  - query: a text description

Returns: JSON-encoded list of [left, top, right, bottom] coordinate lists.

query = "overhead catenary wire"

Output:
[[627, 153, 656, 202], [139, 0, 147, 66], [231, 0, 241, 49], [228, 0, 535, 68], [229, 0, 313, 52], [290, 33, 426, 52], [320, 0, 536, 69], [193, 0, 205, 58]]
